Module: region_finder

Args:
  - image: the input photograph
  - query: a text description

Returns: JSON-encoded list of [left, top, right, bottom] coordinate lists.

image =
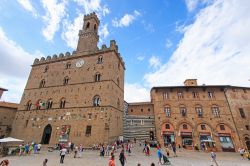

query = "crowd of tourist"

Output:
[[0, 138, 249, 165]]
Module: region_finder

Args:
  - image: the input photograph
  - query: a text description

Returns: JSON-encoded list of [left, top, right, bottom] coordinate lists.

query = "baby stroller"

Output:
[[162, 154, 171, 165]]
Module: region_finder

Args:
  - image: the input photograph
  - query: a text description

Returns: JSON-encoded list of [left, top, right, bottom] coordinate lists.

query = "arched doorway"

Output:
[[216, 123, 235, 152], [41, 124, 52, 144], [161, 123, 175, 146], [245, 137, 250, 150]]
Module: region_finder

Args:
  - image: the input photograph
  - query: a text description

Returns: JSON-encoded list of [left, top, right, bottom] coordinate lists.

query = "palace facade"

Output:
[[11, 12, 125, 146], [7, 13, 249, 152]]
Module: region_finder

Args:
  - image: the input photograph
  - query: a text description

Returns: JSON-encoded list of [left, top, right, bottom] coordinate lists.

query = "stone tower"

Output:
[[11, 12, 125, 146], [76, 13, 99, 53]]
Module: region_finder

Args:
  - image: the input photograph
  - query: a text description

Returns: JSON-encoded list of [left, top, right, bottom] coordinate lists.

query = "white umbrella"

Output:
[[0, 137, 24, 143]]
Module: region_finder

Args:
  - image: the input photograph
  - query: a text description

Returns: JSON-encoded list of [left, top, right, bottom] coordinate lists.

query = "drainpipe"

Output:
[[223, 88, 242, 146]]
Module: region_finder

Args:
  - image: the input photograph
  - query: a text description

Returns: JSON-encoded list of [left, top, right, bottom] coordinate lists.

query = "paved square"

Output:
[[1, 144, 249, 166]]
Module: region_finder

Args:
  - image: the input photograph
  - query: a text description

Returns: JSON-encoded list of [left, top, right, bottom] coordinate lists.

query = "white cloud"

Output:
[[17, 0, 38, 17], [125, 83, 150, 103], [137, 56, 145, 61], [0, 27, 43, 103], [99, 23, 109, 43], [184, 0, 212, 12], [41, 0, 67, 41], [149, 56, 161, 69], [112, 10, 141, 28], [185, 0, 200, 12], [74, 0, 110, 18], [165, 39, 173, 49], [145, 0, 250, 87], [62, 14, 84, 49], [61, 0, 110, 48]]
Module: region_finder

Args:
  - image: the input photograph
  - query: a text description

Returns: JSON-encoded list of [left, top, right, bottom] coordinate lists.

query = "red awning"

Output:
[[199, 132, 211, 136], [163, 131, 174, 135], [218, 133, 231, 137], [181, 132, 192, 136]]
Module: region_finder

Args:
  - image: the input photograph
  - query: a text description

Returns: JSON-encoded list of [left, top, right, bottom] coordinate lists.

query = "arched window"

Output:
[[63, 76, 69, 85], [165, 123, 170, 129], [47, 99, 53, 109], [60, 98, 66, 108], [212, 105, 220, 117], [97, 56, 103, 64], [180, 105, 187, 117], [86, 22, 90, 29], [164, 106, 171, 117], [66, 62, 71, 69], [39, 79, 46, 88], [94, 24, 97, 31], [195, 105, 203, 117], [93, 95, 101, 106], [183, 124, 188, 129], [44, 66, 49, 73], [95, 73, 101, 82], [26, 101, 32, 110]]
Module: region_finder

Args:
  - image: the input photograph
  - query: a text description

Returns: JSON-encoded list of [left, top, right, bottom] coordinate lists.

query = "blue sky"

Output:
[[0, 0, 250, 103]]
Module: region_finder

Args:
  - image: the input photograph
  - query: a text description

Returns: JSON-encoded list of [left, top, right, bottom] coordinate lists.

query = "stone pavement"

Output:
[[1, 144, 249, 166]]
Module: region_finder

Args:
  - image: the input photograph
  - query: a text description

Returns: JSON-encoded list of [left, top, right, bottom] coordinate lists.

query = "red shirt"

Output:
[[108, 159, 115, 166]]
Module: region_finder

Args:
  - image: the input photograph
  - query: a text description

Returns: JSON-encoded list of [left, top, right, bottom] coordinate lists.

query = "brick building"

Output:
[[0, 88, 18, 138], [150, 79, 250, 151], [11, 12, 125, 146]]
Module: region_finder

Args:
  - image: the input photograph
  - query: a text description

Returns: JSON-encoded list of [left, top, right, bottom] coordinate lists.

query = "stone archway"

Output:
[[216, 123, 235, 152], [41, 124, 52, 144], [245, 136, 250, 150]]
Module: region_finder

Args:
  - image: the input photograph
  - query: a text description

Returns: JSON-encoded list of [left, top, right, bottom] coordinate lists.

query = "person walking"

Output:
[[108, 154, 115, 166], [211, 151, 218, 166], [78, 144, 83, 158], [119, 149, 126, 166], [24, 143, 30, 155], [74, 146, 78, 158], [157, 147, 162, 164], [106, 144, 110, 156], [238, 148, 245, 160], [128, 143, 131, 156], [34, 143, 38, 154], [172, 142, 177, 157], [60, 147, 67, 164], [37, 143, 41, 153]]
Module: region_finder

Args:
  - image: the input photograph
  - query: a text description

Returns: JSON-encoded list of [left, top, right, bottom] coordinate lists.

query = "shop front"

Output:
[[162, 123, 175, 146], [179, 123, 193, 149], [216, 124, 235, 152], [181, 132, 193, 149], [197, 124, 216, 151]]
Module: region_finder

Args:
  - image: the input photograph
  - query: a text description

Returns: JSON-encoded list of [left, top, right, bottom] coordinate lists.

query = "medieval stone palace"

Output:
[[7, 13, 249, 152]]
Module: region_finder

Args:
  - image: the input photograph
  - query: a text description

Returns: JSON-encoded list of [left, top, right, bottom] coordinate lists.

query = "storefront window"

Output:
[[219, 136, 234, 149]]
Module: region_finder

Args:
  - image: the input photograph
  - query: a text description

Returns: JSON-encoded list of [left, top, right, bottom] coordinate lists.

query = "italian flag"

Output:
[[35, 101, 45, 107]]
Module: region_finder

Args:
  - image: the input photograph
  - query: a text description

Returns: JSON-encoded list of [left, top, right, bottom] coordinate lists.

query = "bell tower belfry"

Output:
[[76, 12, 100, 53]]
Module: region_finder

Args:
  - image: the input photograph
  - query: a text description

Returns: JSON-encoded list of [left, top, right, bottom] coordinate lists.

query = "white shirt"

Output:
[[60, 148, 67, 155]]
